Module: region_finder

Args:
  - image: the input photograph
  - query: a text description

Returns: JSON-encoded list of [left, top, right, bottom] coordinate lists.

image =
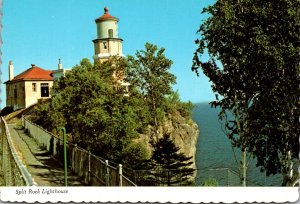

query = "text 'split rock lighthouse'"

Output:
[[93, 7, 124, 62]]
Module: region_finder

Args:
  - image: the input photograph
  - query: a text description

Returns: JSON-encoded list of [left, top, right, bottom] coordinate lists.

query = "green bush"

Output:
[[164, 91, 193, 118], [15, 120, 24, 130], [201, 178, 219, 186]]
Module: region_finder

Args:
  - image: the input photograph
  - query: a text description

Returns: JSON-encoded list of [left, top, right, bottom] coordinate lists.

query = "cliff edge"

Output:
[[139, 111, 199, 171]]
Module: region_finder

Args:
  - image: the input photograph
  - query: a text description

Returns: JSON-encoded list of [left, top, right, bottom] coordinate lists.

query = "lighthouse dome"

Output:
[[95, 7, 118, 22]]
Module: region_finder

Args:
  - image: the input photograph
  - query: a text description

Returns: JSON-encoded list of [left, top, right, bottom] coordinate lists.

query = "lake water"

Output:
[[192, 102, 282, 186]]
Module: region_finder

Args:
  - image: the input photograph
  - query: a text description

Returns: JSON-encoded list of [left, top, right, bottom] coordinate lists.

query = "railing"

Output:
[[196, 167, 262, 186], [0, 117, 36, 186], [197, 168, 241, 186], [22, 116, 136, 186], [122, 167, 197, 186]]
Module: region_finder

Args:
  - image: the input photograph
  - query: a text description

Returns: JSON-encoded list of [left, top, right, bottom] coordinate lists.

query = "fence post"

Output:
[[88, 151, 91, 184], [105, 160, 109, 186], [72, 144, 77, 172], [61, 128, 68, 186], [118, 164, 123, 187], [227, 168, 230, 186]]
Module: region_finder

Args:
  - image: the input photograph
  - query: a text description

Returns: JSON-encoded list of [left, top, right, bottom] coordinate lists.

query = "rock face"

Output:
[[139, 111, 199, 171]]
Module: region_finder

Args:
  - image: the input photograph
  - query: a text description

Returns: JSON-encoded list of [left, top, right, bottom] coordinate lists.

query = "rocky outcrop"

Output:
[[138, 111, 199, 170]]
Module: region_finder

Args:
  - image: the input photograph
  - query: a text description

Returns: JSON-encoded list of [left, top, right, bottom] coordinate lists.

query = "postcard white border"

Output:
[[0, 187, 298, 203]]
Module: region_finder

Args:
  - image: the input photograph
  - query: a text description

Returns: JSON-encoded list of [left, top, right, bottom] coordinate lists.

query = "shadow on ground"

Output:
[[14, 127, 86, 186]]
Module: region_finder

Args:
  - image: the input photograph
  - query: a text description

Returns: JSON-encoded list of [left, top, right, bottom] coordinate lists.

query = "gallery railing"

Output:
[[22, 116, 136, 186], [0, 117, 36, 186]]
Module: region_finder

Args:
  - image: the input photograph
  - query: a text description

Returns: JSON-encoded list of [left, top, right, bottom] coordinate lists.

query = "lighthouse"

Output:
[[93, 7, 124, 62]]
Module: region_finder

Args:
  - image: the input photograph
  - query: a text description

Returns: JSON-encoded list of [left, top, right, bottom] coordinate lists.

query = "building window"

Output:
[[41, 83, 49, 97], [103, 42, 107, 49], [32, 83, 37, 92], [108, 29, 113, 38]]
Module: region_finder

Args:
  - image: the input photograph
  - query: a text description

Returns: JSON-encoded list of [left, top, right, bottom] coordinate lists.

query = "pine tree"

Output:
[[148, 134, 194, 186]]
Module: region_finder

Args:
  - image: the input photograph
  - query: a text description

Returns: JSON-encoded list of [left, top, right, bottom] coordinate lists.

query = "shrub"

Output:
[[0, 106, 13, 116], [201, 178, 219, 186]]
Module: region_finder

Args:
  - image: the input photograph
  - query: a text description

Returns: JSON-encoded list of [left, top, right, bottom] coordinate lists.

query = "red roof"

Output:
[[6, 65, 53, 83], [95, 7, 118, 22]]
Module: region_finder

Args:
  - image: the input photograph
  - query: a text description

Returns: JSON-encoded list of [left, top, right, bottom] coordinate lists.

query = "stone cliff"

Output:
[[138, 111, 199, 171]]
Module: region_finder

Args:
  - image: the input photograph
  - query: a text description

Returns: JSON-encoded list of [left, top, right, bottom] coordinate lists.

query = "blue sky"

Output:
[[1, 0, 216, 108]]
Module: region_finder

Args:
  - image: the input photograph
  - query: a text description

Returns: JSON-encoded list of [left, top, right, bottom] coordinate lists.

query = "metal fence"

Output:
[[196, 167, 262, 186], [0, 117, 36, 186], [121, 167, 197, 186], [196, 168, 240, 186], [22, 116, 136, 186]]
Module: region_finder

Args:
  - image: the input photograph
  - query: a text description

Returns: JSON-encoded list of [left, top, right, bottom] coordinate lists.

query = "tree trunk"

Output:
[[233, 94, 248, 186], [282, 150, 294, 186], [241, 149, 247, 186], [151, 95, 159, 144]]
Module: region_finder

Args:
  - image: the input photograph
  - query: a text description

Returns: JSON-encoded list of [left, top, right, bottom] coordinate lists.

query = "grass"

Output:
[[15, 120, 24, 130]]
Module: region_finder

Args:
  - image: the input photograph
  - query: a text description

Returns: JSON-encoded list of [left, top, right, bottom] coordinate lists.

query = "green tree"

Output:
[[148, 134, 194, 186], [32, 58, 149, 168], [127, 43, 176, 142], [193, 0, 299, 186], [164, 91, 194, 119]]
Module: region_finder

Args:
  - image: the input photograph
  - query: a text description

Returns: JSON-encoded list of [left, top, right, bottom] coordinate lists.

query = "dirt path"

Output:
[[8, 124, 85, 186]]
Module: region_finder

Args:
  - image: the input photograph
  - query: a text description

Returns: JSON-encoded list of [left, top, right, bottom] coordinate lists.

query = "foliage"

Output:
[[193, 0, 300, 185], [121, 142, 150, 170], [15, 120, 24, 130], [30, 100, 65, 135], [30, 43, 195, 184], [32, 58, 149, 166], [148, 134, 194, 186], [164, 91, 194, 118], [127, 43, 176, 134], [0, 106, 13, 116], [201, 178, 219, 186]]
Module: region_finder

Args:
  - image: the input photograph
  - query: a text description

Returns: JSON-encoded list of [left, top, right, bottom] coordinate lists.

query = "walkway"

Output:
[[8, 124, 85, 186]]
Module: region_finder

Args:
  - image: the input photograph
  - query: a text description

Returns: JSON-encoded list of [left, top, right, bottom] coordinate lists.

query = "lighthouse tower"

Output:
[[93, 7, 124, 62]]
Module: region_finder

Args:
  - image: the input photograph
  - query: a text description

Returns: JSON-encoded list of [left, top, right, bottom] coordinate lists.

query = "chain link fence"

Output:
[[0, 117, 36, 186], [22, 116, 136, 186]]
